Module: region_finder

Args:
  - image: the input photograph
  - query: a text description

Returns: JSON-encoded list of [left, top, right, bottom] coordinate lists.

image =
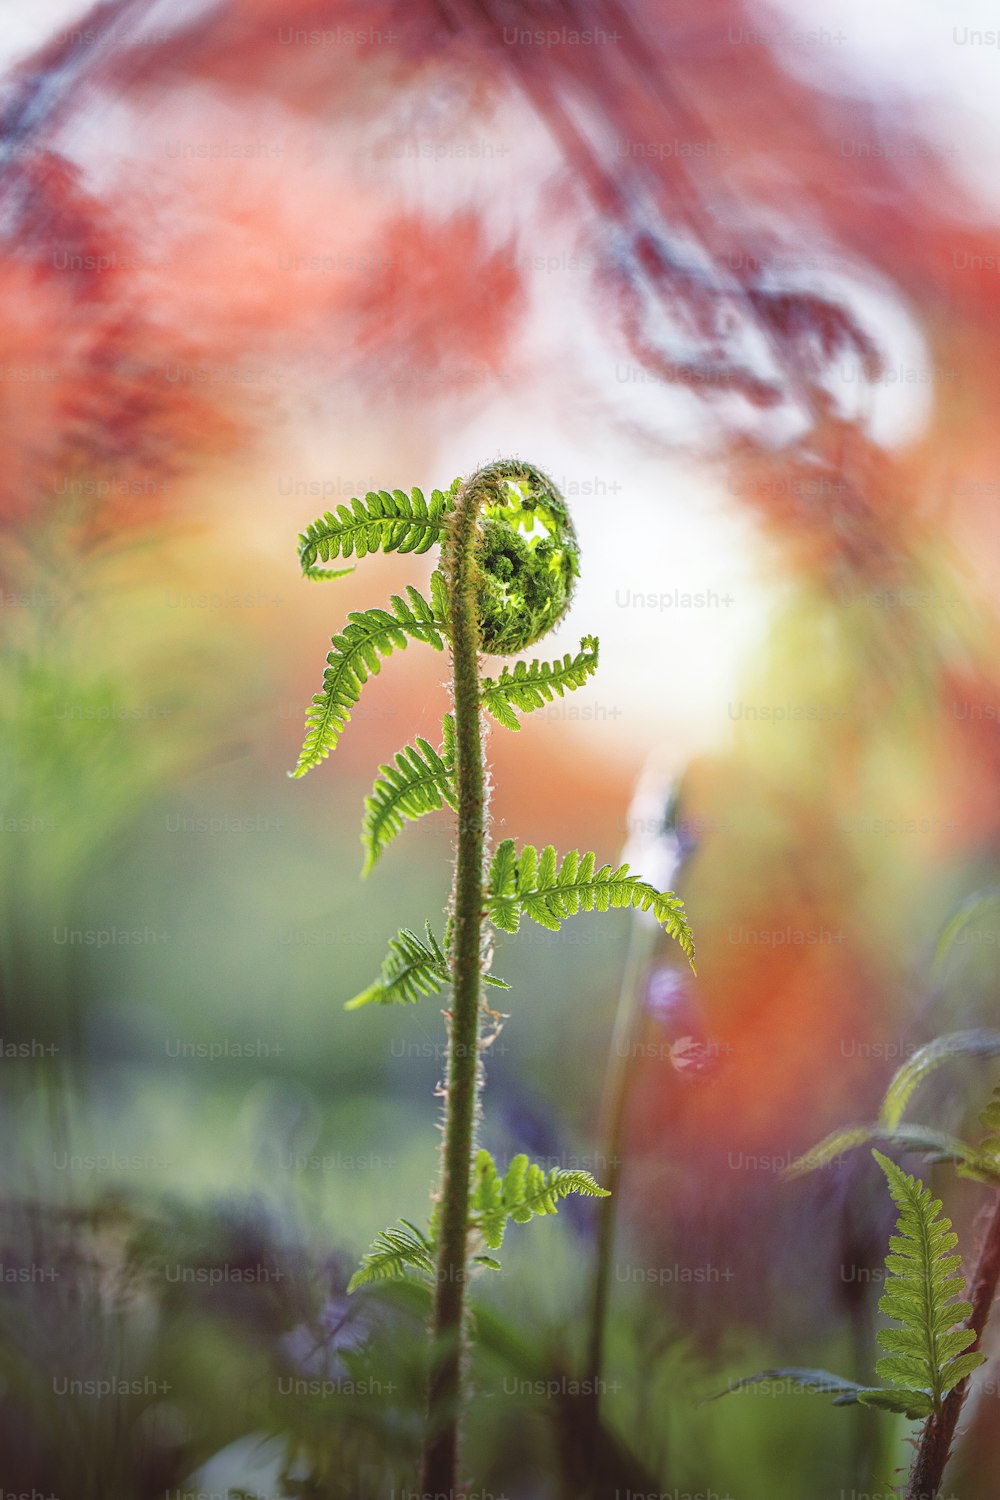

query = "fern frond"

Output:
[[785, 1123, 983, 1180], [863, 1150, 985, 1417], [291, 586, 447, 777], [971, 1086, 1000, 1164], [976, 1086, 1000, 1161], [345, 924, 449, 1010], [486, 838, 695, 966], [298, 562, 356, 583], [877, 1030, 1000, 1130], [932, 886, 1000, 980], [713, 1368, 869, 1405], [480, 636, 600, 731], [470, 1150, 609, 1251], [347, 1218, 436, 1292], [345, 923, 509, 1010], [957, 1085, 1000, 1184], [361, 716, 456, 875], [712, 1367, 950, 1417], [297, 486, 455, 578]]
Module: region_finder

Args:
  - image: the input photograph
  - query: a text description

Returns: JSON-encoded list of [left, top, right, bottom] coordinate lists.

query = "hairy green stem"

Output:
[[417, 458, 577, 1491], [906, 1190, 1000, 1500], [420, 470, 490, 1497]]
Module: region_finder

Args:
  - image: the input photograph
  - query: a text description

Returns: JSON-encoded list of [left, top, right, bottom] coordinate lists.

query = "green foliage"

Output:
[[715, 1365, 933, 1418], [933, 886, 1000, 980], [475, 473, 580, 655], [713, 1368, 868, 1405], [348, 1219, 436, 1292], [290, 463, 688, 1486], [785, 1123, 983, 1181], [361, 716, 457, 874], [954, 1086, 1000, 1186], [480, 636, 600, 731], [346, 1153, 607, 1292], [345, 923, 509, 1010], [785, 1029, 1000, 1185], [292, 583, 448, 777], [975, 1086, 1000, 1164], [486, 839, 695, 965], [297, 486, 455, 579], [725, 1151, 986, 1426], [469, 1150, 610, 1251], [878, 1029, 1000, 1131], [345, 924, 450, 1010], [860, 1151, 984, 1419]]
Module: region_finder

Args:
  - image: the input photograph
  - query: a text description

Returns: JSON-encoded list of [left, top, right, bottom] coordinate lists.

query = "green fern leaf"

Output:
[[973, 1085, 1000, 1164], [347, 1218, 436, 1292], [480, 636, 600, 731], [956, 1085, 1000, 1184], [486, 838, 695, 966], [470, 1150, 609, 1251], [345, 924, 448, 1010], [932, 886, 1000, 980], [855, 1387, 935, 1419], [297, 486, 454, 578], [428, 567, 450, 622], [712, 1367, 933, 1417], [719, 1154, 987, 1425], [713, 1368, 869, 1405], [291, 586, 447, 777], [878, 1029, 1000, 1130], [361, 716, 457, 875], [784, 1123, 984, 1181], [298, 562, 356, 583], [345, 923, 509, 1010], [869, 1150, 984, 1414]]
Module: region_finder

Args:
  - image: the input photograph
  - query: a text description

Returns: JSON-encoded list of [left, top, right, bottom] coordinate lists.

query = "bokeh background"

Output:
[[5, 1, 1000, 1496]]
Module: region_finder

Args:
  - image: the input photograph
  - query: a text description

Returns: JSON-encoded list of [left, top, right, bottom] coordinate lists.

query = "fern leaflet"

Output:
[[878, 1029, 1000, 1130], [785, 1122, 984, 1180], [480, 635, 600, 731], [346, 924, 448, 1010], [291, 585, 447, 777], [486, 839, 695, 965], [957, 1086, 1000, 1185], [714, 1368, 871, 1405], [347, 1218, 436, 1292], [346, 923, 509, 1010], [470, 1150, 609, 1251], [860, 1150, 984, 1419], [361, 715, 456, 875], [297, 486, 455, 578], [971, 1086, 1000, 1164], [975, 1087, 1000, 1165]]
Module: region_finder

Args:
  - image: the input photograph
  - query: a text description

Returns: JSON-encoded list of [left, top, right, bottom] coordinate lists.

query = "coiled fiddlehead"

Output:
[[467, 461, 580, 655], [287, 459, 694, 1497]]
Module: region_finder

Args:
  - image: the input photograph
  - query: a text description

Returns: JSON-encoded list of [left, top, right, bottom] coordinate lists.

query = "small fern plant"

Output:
[[721, 1031, 1000, 1500], [288, 461, 695, 1495], [858, 1150, 982, 1420]]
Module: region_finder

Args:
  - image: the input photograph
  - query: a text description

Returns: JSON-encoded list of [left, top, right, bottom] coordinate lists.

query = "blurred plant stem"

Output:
[[583, 909, 660, 1489], [581, 772, 691, 1494], [847, 1294, 882, 1490]]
